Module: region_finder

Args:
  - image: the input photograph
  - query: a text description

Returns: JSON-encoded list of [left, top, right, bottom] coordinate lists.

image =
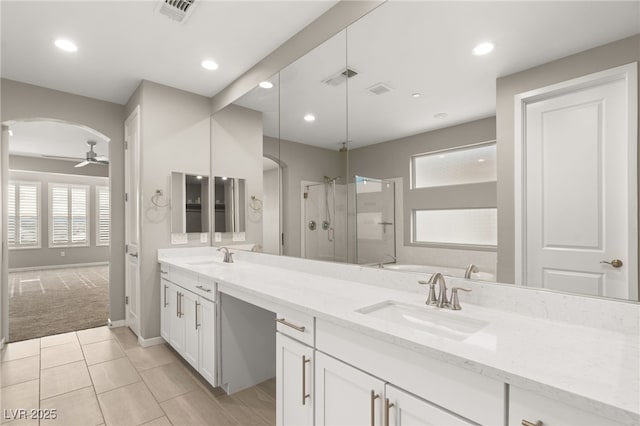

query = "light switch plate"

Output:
[[200, 233, 208, 243], [232, 232, 246, 242], [171, 233, 188, 245], [214, 232, 222, 242]]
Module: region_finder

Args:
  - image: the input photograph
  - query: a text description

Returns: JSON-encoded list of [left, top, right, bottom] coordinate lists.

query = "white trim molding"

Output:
[[107, 319, 126, 328], [138, 335, 165, 348]]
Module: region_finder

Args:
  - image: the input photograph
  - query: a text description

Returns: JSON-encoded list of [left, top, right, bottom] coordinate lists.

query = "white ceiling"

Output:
[[8, 120, 109, 160], [235, 1, 640, 149], [1, 1, 337, 105]]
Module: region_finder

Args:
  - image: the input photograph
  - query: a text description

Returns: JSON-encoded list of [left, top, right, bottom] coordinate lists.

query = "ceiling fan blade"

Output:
[[94, 156, 109, 162], [75, 160, 90, 168]]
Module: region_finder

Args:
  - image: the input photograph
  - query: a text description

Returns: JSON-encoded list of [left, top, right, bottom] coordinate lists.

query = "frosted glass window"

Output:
[[414, 208, 497, 246], [412, 142, 496, 188]]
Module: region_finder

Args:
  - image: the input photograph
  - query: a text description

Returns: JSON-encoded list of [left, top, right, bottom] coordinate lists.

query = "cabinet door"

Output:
[[169, 287, 185, 353], [160, 279, 171, 342], [510, 386, 624, 426], [198, 297, 217, 387], [315, 351, 385, 426], [182, 290, 199, 369], [276, 333, 313, 426], [386, 384, 473, 426]]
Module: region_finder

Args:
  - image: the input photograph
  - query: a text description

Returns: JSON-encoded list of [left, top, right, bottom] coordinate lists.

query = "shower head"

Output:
[[339, 142, 348, 152], [323, 176, 341, 183]]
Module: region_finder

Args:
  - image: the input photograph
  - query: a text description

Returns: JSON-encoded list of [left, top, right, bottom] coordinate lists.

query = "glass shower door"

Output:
[[355, 176, 396, 265]]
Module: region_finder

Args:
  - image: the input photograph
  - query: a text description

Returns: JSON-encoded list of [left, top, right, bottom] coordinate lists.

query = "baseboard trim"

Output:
[[108, 319, 126, 328], [0, 337, 5, 350], [8, 261, 109, 273], [138, 335, 165, 347]]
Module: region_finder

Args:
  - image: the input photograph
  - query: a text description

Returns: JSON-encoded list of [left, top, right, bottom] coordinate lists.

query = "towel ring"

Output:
[[249, 196, 263, 211]]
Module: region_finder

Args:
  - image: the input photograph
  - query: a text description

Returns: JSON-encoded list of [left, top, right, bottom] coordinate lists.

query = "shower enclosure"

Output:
[[302, 177, 347, 262], [355, 176, 396, 265]]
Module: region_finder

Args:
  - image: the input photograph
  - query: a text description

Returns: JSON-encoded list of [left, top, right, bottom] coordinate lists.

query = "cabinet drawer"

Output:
[[195, 276, 216, 301], [275, 307, 314, 346], [510, 386, 625, 426]]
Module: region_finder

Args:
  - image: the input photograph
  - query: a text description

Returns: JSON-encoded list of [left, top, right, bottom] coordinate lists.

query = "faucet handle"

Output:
[[450, 287, 472, 310], [418, 281, 438, 305]]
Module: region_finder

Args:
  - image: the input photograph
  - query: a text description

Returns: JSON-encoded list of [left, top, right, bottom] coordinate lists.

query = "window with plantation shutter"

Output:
[[7, 181, 41, 249], [96, 186, 110, 246], [49, 184, 89, 247]]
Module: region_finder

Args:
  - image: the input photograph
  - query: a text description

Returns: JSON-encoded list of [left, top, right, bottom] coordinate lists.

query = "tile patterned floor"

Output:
[[0, 326, 275, 426]]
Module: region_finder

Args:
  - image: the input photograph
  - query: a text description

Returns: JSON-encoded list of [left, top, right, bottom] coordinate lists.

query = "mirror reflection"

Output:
[[170, 172, 209, 234], [214, 176, 246, 234], [227, 1, 639, 302]]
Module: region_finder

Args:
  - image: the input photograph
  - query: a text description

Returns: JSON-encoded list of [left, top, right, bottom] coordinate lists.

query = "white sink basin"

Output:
[[185, 259, 221, 266], [356, 301, 488, 341]]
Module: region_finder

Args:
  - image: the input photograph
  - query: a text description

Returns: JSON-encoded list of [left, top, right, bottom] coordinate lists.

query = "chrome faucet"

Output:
[[464, 264, 479, 279], [217, 247, 234, 263], [419, 272, 472, 310]]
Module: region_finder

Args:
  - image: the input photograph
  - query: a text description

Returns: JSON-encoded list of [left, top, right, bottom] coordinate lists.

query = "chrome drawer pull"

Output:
[[522, 421, 543, 426], [302, 355, 311, 405], [370, 390, 380, 426], [384, 398, 394, 426], [276, 318, 305, 332], [196, 285, 213, 293], [160, 270, 168, 274]]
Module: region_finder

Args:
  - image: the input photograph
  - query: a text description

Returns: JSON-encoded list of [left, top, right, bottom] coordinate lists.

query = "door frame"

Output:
[[513, 62, 638, 299], [124, 106, 142, 335]]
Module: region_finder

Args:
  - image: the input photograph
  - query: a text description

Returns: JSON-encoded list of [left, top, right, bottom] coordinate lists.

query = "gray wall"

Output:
[[8, 169, 109, 269], [349, 117, 498, 274], [496, 34, 640, 283], [264, 136, 346, 258], [125, 80, 211, 340], [1, 78, 126, 323], [9, 155, 108, 178]]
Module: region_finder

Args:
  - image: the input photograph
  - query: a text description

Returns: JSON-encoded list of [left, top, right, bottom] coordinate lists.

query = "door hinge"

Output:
[[124, 140, 128, 150], [125, 244, 129, 253], [303, 192, 308, 199], [125, 192, 129, 202], [281, 233, 285, 246], [125, 296, 129, 305]]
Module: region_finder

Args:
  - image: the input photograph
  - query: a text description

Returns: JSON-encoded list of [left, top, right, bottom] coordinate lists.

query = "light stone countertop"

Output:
[[158, 251, 640, 425]]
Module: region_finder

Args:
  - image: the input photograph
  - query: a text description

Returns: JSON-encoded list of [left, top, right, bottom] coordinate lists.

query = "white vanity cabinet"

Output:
[[159, 264, 218, 388], [276, 333, 314, 426], [385, 384, 473, 426], [315, 352, 385, 426], [509, 386, 626, 426]]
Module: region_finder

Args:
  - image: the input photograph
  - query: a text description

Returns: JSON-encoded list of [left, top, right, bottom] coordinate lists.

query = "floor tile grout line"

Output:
[[78, 331, 107, 426]]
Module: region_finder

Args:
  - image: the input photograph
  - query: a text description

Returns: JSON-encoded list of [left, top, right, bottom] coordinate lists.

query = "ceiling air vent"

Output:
[[367, 83, 393, 96], [157, 0, 197, 23], [322, 67, 359, 87]]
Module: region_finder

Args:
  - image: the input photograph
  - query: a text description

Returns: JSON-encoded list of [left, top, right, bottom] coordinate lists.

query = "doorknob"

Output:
[[128, 252, 138, 258], [600, 259, 623, 268]]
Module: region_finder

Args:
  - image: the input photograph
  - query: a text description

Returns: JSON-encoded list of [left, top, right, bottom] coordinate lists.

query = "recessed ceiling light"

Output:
[[196, 175, 203, 180], [259, 81, 274, 89], [411, 93, 423, 98], [477, 158, 486, 163], [54, 38, 78, 52], [434, 113, 448, 119], [304, 114, 316, 122], [472, 42, 494, 56], [221, 177, 228, 181], [8, 130, 14, 136], [201, 59, 219, 71]]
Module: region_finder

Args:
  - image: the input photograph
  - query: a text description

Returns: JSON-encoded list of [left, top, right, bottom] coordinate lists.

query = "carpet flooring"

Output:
[[8, 265, 109, 342]]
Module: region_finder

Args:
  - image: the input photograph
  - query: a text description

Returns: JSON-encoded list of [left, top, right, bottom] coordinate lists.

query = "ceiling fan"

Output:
[[75, 141, 108, 168]]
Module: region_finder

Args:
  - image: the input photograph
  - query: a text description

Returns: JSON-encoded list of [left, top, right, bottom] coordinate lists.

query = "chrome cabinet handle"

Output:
[[370, 391, 380, 426], [178, 293, 183, 318], [301, 355, 311, 405], [522, 421, 543, 426], [384, 398, 394, 426], [196, 285, 212, 293], [128, 252, 138, 258], [276, 318, 305, 332], [600, 259, 623, 268], [163, 285, 168, 308], [176, 292, 180, 317], [195, 301, 200, 330], [160, 270, 168, 274]]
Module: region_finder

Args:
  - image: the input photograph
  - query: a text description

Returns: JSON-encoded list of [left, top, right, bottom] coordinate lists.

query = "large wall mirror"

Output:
[[219, 1, 639, 303], [170, 172, 210, 234], [213, 176, 246, 234]]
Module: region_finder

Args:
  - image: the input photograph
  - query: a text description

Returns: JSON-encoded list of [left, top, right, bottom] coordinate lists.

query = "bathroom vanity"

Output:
[[157, 247, 639, 426]]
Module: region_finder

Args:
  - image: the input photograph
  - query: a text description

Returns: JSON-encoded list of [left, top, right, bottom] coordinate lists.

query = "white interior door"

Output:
[[124, 106, 141, 335], [520, 63, 637, 300]]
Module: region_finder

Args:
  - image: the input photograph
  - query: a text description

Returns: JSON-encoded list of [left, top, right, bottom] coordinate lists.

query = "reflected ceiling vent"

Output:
[[366, 83, 393, 96], [322, 67, 359, 87], [157, 0, 197, 23]]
